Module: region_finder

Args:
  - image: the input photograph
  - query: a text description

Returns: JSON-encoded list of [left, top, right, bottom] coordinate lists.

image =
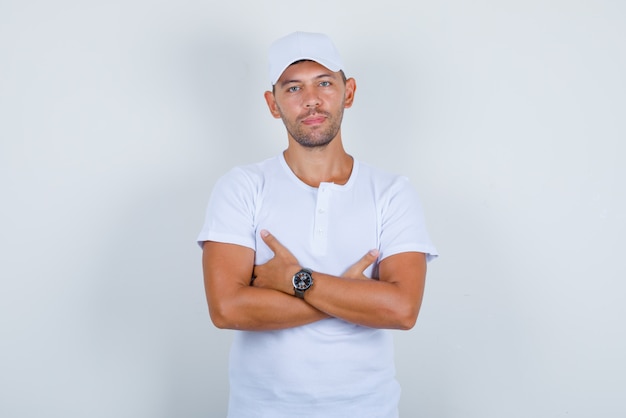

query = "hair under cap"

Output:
[[268, 31, 344, 85]]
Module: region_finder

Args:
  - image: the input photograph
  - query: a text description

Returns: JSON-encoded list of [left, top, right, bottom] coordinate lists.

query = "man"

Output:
[[198, 31, 438, 417]]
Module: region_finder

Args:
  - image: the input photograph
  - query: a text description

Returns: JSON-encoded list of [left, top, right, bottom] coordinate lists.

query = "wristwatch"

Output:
[[292, 268, 313, 299]]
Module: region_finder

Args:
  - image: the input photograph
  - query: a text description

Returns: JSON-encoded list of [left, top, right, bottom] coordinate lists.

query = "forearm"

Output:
[[203, 241, 329, 331], [255, 246, 426, 330], [301, 273, 420, 330], [316, 253, 426, 329], [209, 286, 329, 331], [264, 268, 422, 330]]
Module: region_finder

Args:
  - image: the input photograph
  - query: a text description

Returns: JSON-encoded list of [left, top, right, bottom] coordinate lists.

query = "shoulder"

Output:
[[354, 159, 415, 193], [357, 159, 405, 181], [216, 156, 281, 189]]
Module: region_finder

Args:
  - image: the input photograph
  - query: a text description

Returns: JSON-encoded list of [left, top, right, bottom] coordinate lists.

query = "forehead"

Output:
[[276, 60, 339, 84]]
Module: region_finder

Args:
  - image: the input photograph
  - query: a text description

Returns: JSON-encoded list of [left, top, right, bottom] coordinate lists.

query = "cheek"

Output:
[[277, 102, 301, 120]]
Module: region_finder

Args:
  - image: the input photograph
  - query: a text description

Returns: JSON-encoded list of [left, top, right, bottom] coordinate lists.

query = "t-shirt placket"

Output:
[[312, 183, 331, 255]]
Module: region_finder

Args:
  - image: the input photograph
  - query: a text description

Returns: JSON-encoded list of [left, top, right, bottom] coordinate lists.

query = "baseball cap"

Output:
[[268, 31, 344, 85]]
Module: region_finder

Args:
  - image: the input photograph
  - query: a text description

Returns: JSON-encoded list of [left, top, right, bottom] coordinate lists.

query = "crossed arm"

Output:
[[202, 230, 426, 331]]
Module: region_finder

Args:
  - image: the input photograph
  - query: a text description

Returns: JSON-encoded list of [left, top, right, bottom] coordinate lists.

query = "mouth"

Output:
[[301, 113, 328, 126]]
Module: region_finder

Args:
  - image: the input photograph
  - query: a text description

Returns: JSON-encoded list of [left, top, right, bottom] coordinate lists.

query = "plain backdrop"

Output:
[[1, 1, 625, 417]]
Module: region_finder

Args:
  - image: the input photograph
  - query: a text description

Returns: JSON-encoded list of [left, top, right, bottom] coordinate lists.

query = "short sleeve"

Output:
[[196, 167, 258, 250], [379, 177, 438, 262]]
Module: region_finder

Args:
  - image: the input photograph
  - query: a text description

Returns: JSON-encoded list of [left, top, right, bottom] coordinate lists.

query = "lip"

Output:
[[301, 115, 327, 125]]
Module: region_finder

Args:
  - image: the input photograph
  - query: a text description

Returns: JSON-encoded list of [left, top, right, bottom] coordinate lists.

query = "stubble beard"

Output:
[[278, 106, 345, 149]]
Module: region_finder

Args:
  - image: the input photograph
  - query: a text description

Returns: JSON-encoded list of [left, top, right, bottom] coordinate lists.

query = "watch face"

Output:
[[293, 271, 312, 290]]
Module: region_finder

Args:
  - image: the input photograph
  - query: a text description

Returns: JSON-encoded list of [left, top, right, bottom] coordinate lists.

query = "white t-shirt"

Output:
[[198, 154, 438, 418]]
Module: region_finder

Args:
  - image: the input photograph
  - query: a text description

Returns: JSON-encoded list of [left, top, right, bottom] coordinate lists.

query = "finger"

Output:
[[259, 229, 285, 254], [344, 249, 379, 278], [356, 249, 379, 270]]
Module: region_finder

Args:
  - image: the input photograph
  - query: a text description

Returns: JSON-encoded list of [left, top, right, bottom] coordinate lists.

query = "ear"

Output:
[[264, 90, 282, 119], [343, 78, 357, 109]]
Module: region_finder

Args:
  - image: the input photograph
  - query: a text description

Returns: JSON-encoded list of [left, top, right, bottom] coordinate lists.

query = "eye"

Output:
[[319, 81, 331, 87], [287, 86, 300, 93]]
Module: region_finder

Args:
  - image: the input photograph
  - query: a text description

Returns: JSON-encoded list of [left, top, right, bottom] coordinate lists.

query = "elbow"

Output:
[[208, 302, 238, 330], [210, 314, 230, 330], [391, 301, 420, 330], [396, 313, 418, 330], [208, 308, 228, 329]]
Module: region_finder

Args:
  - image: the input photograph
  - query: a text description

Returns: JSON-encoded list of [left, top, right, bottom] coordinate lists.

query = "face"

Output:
[[264, 61, 355, 148]]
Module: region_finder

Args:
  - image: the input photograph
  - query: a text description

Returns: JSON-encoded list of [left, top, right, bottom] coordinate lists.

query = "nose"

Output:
[[303, 89, 321, 108]]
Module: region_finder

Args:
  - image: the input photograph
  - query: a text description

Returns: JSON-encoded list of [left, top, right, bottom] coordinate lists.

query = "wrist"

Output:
[[292, 267, 314, 299]]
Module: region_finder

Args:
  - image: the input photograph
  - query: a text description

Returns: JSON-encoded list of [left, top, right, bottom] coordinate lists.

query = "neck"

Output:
[[283, 136, 353, 187]]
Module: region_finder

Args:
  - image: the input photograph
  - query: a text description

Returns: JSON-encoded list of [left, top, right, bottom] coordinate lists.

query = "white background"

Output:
[[1, 1, 625, 417]]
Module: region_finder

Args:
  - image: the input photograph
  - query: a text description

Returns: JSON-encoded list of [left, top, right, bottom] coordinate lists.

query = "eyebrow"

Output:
[[278, 73, 335, 88]]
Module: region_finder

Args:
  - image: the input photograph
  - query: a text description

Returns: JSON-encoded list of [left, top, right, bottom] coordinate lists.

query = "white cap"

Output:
[[268, 31, 344, 85]]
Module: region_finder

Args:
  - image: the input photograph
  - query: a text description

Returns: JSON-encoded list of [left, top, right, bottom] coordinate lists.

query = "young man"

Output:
[[198, 31, 438, 417]]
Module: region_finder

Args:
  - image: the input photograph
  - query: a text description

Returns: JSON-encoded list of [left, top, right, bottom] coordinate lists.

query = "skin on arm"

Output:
[[323, 251, 427, 330], [202, 240, 381, 331], [253, 230, 427, 330], [202, 241, 330, 331]]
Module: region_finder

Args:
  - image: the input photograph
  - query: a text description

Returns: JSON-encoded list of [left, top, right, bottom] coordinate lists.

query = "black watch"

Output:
[[292, 268, 313, 299]]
